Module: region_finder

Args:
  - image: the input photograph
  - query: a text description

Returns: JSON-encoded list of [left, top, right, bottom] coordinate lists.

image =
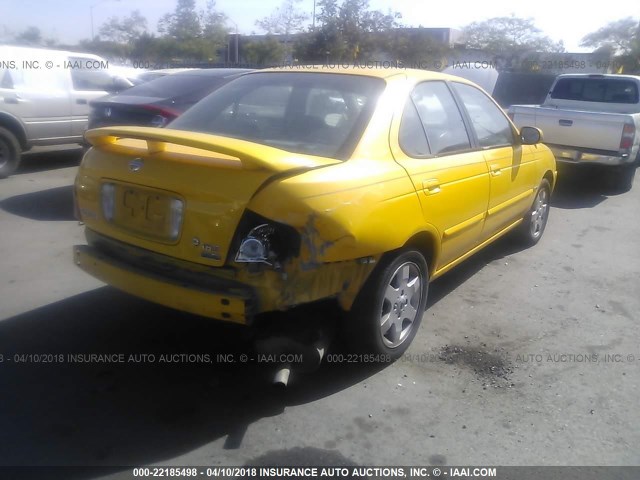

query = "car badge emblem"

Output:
[[128, 158, 144, 172], [104, 107, 112, 118]]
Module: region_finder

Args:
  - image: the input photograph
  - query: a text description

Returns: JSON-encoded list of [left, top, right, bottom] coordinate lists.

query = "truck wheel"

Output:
[[515, 179, 551, 246], [346, 249, 429, 360], [613, 164, 636, 193], [0, 127, 21, 179]]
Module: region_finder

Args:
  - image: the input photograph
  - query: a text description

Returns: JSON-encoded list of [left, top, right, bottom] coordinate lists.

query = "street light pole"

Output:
[[312, 0, 316, 30], [227, 19, 239, 64]]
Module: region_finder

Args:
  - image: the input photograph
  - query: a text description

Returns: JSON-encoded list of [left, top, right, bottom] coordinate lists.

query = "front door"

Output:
[[450, 82, 538, 237]]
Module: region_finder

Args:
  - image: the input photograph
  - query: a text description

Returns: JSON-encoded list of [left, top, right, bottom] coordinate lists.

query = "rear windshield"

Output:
[[122, 74, 228, 98], [550, 77, 639, 104], [170, 72, 385, 160]]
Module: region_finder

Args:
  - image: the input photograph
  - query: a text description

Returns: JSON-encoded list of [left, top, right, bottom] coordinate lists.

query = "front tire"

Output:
[[0, 127, 22, 179], [346, 250, 429, 359], [515, 179, 551, 246]]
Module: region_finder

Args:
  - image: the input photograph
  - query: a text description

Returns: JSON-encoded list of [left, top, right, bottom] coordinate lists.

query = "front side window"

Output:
[[409, 81, 471, 156], [171, 72, 385, 160], [452, 82, 514, 148]]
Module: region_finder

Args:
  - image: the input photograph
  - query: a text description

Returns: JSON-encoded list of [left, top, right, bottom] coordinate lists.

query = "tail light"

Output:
[[141, 105, 180, 128], [620, 123, 635, 151], [232, 211, 301, 269]]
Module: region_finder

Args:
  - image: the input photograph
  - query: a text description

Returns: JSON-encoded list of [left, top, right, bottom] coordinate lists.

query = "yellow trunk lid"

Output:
[[77, 126, 339, 267]]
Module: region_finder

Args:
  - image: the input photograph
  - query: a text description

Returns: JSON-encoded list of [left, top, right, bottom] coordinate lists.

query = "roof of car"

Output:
[[258, 65, 475, 83]]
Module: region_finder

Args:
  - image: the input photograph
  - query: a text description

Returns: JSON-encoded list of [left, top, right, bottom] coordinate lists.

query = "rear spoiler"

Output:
[[84, 126, 339, 172]]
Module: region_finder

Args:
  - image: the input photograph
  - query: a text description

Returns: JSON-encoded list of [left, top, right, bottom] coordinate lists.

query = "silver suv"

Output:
[[0, 45, 131, 178]]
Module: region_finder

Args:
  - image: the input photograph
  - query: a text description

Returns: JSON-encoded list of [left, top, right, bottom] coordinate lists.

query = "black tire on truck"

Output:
[[610, 164, 636, 193], [0, 127, 21, 179]]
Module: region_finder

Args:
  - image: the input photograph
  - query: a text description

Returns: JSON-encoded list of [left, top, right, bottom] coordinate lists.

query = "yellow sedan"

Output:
[[74, 67, 556, 358]]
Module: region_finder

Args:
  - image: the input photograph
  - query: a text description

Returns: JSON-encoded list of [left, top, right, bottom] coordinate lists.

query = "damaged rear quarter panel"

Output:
[[246, 156, 431, 311]]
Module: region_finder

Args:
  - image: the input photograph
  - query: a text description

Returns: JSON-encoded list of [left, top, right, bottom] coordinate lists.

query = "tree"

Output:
[[256, 0, 308, 35], [155, 0, 228, 62], [581, 17, 639, 54], [463, 16, 564, 53], [158, 0, 201, 40], [383, 29, 445, 65], [201, 0, 227, 44], [256, 0, 308, 62], [99, 10, 148, 44], [242, 37, 285, 65], [294, 0, 400, 62], [14, 26, 42, 45], [581, 17, 640, 73]]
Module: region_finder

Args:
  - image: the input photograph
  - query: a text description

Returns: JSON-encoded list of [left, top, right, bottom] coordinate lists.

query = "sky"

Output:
[[0, 0, 637, 52]]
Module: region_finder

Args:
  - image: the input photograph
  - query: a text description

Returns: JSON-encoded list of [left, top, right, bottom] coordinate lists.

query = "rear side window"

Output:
[[452, 82, 514, 148], [403, 81, 471, 156], [71, 69, 114, 91], [551, 78, 639, 104], [399, 98, 430, 157]]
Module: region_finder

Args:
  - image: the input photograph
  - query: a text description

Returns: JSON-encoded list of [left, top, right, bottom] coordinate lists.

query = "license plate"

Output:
[[109, 184, 183, 242]]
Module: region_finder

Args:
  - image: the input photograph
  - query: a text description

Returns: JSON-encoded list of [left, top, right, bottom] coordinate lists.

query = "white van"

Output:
[[0, 45, 132, 177]]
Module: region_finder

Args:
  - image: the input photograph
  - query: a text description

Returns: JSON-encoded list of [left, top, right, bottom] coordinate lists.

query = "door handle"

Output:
[[76, 99, 88, 105], [489, 164, 502, 176], [422, 178, 441, 194], [3, 95, 23, 104]]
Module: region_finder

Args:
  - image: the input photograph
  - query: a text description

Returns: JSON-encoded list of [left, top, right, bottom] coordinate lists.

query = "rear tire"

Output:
[[515, 179, 551, 246], [0, 127, 21, 179], [611, 164, 636, 193], [345, 249, 429, 360]]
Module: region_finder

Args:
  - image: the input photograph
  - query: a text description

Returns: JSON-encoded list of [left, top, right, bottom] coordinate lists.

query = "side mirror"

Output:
[[520, 126, 543, 145]]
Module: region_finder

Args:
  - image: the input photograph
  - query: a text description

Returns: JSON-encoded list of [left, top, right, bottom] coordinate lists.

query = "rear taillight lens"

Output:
[[141, 105, 179, 128], [620, 123, 635, 150], [150, 115, 169, 127], [168, 198, 184, 241]]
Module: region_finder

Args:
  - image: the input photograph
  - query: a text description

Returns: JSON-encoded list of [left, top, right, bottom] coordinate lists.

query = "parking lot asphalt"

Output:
[[0, 148, 639, 472]]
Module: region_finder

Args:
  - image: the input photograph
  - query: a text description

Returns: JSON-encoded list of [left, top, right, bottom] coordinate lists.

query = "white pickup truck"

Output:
[[508, 74, 640, 191]]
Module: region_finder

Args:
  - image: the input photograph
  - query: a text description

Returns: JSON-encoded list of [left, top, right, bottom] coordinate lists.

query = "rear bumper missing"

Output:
[[74, 244, 255, 324]]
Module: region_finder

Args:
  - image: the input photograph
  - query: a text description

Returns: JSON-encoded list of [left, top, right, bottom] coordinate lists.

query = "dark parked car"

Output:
[[88, 68, 252, 129]]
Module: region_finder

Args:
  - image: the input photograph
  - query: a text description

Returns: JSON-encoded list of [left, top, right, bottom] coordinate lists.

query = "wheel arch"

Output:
[[543, 169, 555, 192], [0, 112, 28, 150], [400, 229, 440, 278]]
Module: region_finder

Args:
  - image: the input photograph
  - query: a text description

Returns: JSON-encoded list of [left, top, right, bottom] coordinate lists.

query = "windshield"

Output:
[[170, 72, 385, 160]]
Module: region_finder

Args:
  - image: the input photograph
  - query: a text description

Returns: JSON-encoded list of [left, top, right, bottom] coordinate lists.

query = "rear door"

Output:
[[391, 81, 491, 270]]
